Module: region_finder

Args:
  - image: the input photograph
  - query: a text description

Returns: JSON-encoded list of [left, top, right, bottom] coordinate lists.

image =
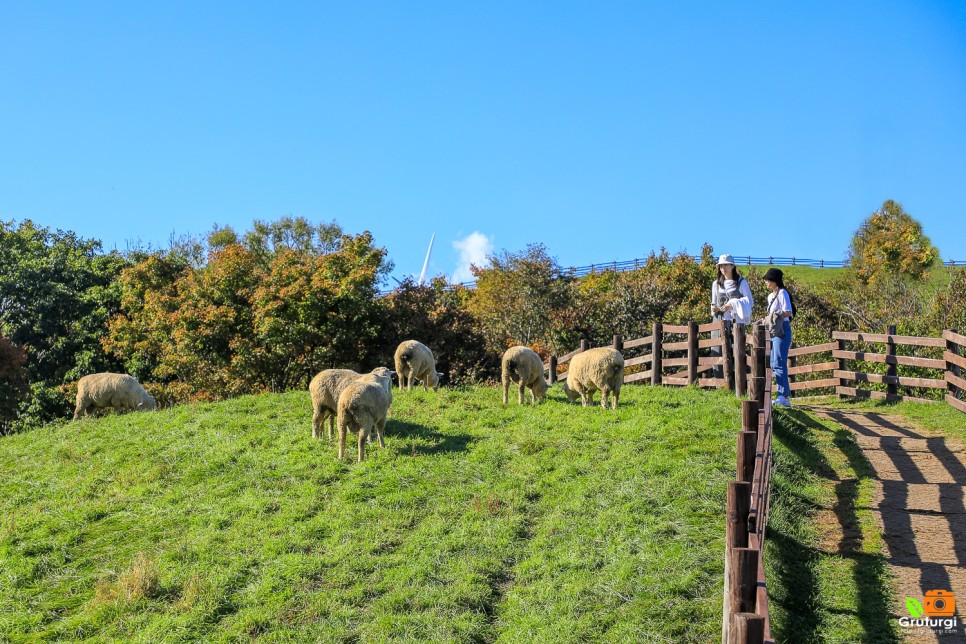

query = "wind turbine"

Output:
[[417, 233, 435, 286]]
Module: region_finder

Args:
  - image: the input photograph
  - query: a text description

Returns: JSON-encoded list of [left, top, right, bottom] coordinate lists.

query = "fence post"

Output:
[[722, 319, 734, 391], [837, 334, 848, 399], [723, 481, 751, 643], [580, 339, 590, 352], [886, 324, 898, 399], [652, 321, 663, 386], [750, 323, 766, 407], [730, 614, 765, 644], [734, 323, 747, 398], [730, 547, 759, 614], [738, 432, 757, 484], [613, 334, 623, 352], [738, 400, 759, 484], [688, 320, 699, 384], [948, 329, 963, 405], [548, 356, 557, 385]]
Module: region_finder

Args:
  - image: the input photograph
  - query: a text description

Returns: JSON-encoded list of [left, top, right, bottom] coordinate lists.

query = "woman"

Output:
[[762, 267, 794, 407], [710, 254, 753, 378]]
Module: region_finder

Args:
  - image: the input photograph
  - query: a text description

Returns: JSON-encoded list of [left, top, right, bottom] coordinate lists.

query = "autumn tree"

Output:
[[468, 244, 576, 354], [848, 200, 939, 286]]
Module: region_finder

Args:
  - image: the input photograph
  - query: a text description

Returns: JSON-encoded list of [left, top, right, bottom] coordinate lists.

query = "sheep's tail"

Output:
[[504, 358, 519, 380], [606, 362, 622, 378], [400, 349, 414, 365]]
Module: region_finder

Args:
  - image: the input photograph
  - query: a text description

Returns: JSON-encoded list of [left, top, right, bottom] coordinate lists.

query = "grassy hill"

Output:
[[0, 384, 743, 642]]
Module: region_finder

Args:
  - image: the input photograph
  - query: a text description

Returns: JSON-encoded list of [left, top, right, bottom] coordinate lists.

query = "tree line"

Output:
[[2, 200, 963, 432]]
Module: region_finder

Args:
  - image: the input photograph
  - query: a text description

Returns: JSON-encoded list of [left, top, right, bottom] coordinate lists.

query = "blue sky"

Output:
[[2, 2, 965, 283]]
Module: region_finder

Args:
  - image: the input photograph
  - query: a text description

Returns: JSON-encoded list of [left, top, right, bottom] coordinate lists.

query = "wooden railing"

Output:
[[546, 324, 965, 415]]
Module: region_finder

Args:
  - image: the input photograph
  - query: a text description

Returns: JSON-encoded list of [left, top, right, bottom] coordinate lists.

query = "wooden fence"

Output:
[[545, 324, 966, 414]]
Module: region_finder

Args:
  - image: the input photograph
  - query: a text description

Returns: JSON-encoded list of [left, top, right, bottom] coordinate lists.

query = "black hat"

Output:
[[762, 268, 784, 283]]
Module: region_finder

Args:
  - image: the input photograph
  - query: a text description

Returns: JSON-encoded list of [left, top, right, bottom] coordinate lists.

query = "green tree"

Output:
[[848, 200, 939, 286], [0, 220, 130, 427], [0, 335, 28, 433], [375, 277, 496, 385]]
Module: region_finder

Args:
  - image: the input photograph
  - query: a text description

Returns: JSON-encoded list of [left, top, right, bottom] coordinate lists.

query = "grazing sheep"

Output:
[[336, 370, 394, 462], [560, 347, 624, 409], [73, 373, 157, 420], [393, 340, 443, 391], [309, 367, 393, 439], [501, 346, 550, 405]]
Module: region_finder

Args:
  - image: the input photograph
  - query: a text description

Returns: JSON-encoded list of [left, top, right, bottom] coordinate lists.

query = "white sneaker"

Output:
[[774, 396, 791, 407]]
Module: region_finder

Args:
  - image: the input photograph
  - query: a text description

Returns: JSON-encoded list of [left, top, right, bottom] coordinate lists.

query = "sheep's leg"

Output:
[[376, 418, 386, 448], [72, 401, 87, 420], [587, 391, 595, 407], [600, 387, 609, 410], [580, 393, 588, 407], [327, 414, 336, 440], [337, 417, 348, 460], [358, 428, 368, 462], [502, 378, 510, 405], [312, 406, 323, 439], [518, 383, 526, 405], [407, 373, 414, 391], [612, 389, 620, 409]]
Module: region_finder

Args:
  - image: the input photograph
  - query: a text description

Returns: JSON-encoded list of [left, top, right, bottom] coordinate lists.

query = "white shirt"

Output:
[[711, 277, 754, 325], [767, 289, 793, 317]]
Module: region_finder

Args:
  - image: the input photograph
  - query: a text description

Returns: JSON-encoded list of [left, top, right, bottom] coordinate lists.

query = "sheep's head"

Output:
[[138, 393, 158, 412], [424, 370, 443, 390], [368, 367, 395, 394], [560, 380, 580, 403]]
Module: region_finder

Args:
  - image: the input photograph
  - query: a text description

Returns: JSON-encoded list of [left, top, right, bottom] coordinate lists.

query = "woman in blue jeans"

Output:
[[762, 268, 794, 407]]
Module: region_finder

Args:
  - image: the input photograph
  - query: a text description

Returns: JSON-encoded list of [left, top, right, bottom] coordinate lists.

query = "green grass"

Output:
[[766, 405, 901, 643], [1, 384, 743, 642], [771, 264, 962, 294]]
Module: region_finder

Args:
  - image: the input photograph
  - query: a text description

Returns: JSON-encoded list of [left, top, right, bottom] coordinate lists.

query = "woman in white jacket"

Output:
[[711, 254, 753, 377]]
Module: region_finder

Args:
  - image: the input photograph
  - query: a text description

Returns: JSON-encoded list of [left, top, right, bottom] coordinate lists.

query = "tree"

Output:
[[0, 335, 28, 433], [374, 277, 496, 385], [467, 244, 576, 353], [848, 200, 939, 285]]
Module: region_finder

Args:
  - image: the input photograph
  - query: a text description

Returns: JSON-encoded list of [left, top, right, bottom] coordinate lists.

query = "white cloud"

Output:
[[451, 232, 494, 283]]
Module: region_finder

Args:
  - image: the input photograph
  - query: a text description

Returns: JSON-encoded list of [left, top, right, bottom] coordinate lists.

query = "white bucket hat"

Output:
[[716, 254, 735, 266]]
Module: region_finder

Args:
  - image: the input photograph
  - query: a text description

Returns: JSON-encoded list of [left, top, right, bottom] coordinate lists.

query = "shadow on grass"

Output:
[[387, 419, 474, 456], [768, 408, 899, 643]]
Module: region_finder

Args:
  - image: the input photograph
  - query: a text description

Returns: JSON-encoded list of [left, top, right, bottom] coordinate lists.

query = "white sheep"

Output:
[[336, 370, 394, 462], [393, 340, 443, 391], [309, 367, 393, 439], [501, 346, 550, 405], [73, 373, 157, 420], [560, 347, 625, 409]]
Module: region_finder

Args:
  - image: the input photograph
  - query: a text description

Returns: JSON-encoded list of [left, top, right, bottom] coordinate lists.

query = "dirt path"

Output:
[[809, 406, 966, 643]]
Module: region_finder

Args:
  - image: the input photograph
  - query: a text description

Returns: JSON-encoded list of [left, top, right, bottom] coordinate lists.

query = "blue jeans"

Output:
[[770, 320, 792, 398]]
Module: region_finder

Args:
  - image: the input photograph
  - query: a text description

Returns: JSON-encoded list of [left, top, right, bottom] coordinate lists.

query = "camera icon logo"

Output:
[[924, 590, 956, 618]]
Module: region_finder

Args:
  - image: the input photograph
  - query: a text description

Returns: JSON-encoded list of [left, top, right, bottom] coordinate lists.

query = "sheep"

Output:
[[336, 370, 394, 462], [393, 340, 443, 391], [560, 347, 624, 409], [73, 373, 157, 420], [309, 367, 393, 439], [501, 346, 551, 405]]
